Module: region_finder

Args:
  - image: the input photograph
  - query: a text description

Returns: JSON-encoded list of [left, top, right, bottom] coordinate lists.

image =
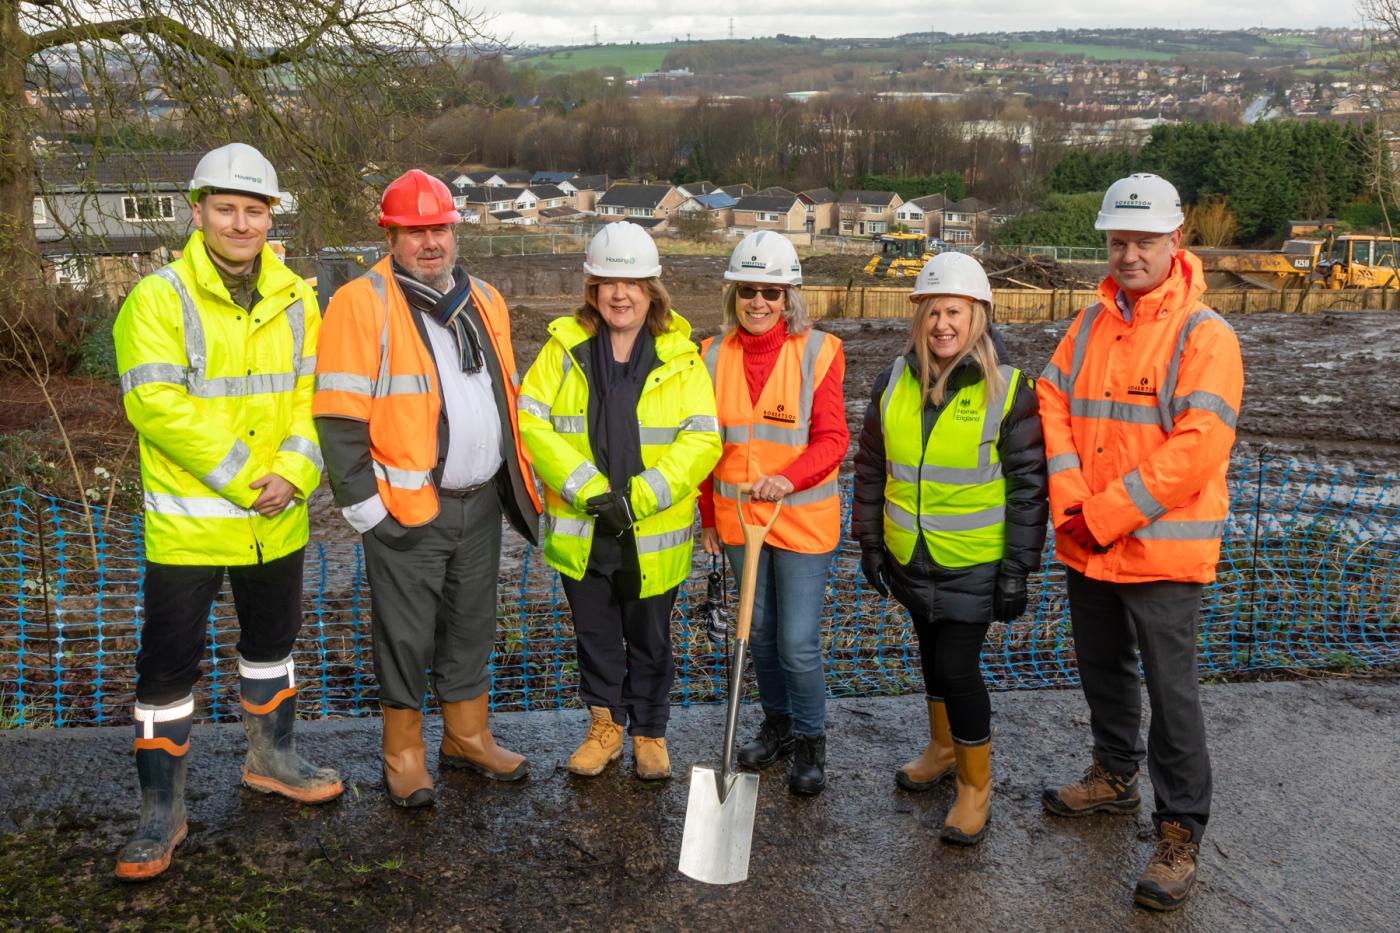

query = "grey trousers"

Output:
[[362, 487, 503, 710], [1066, 567, 1213, 838]]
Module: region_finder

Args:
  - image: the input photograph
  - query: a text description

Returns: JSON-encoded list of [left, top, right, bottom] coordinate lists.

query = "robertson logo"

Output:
[[1127, 376, 1158, 397], [762, 402, 797, 424], [1115, 192, 1151, 210]]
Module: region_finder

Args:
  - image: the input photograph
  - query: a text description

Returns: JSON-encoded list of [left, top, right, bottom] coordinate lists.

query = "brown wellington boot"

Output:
[[440, 694, 527, 781], [632, 736, 671, 780], [940, 739, 992, 846], [568, 706, 625, 776], [381, 705, 434, 808], [896, 699, 956, 791]]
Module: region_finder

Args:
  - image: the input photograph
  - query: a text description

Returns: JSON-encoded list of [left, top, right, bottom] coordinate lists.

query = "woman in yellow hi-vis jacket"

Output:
[[517, 222, 720, 781], [851, 252, 1047, 846]]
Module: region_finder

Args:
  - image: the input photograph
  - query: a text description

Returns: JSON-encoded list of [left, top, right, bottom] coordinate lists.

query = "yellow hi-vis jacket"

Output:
[[113, 231, 322, 565], [517, 313, 721, 597]]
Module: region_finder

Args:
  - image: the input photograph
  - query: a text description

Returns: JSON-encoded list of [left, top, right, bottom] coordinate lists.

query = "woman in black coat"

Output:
[[851, 252, 1047, 846]]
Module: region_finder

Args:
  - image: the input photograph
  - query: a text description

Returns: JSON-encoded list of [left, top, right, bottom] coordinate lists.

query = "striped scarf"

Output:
[[393, 263, 486, 374]]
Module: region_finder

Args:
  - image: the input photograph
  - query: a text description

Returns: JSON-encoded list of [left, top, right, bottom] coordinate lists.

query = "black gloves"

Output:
[[993, 574, 1028, 622], [585, 492, 635, 537], [860, 548, 891, 597]]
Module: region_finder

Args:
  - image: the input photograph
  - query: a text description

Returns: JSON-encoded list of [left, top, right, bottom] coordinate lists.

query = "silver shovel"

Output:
[[679, 485, 782, 884]]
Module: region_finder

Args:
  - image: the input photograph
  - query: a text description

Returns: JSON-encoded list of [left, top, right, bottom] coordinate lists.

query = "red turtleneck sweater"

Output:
[[698, 318, 849, 528]]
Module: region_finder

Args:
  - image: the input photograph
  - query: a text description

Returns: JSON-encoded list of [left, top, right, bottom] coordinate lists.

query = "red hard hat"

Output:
[[378, 169, 462, 227]]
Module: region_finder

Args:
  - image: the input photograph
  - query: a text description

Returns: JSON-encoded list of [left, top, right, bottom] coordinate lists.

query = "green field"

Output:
[[516, 44, 673, 77], [936, 40, 1177, 62]]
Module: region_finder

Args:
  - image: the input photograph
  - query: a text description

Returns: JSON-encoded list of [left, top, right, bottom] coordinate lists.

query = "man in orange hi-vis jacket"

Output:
[[1036, 173, 1243, 913]]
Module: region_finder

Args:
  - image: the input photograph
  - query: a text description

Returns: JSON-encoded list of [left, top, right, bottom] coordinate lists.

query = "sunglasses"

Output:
[[737, 285, 786, 301]]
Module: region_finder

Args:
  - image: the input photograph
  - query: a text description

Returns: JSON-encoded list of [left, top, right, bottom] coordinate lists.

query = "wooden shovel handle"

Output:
[[733, 483, 782, 644]]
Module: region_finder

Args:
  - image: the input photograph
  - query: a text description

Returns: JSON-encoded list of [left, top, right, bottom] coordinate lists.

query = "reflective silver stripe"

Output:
[[1159, 307, 1233, 433], [239, 655, 294, 681], [145, 491, 255, 519], [639, 426, 678, 445], [636, 527, 691, 554], [1039, 362, 1071, 394], [1066, 302, 1103, 391], [722, 425, 749, 444], [545, 513, 593, 537], [187, 372, 298, 398], [1123, 468, 1167, 521], [919, 505, 1005, 533], [285, 298, 306, 379], [372, 461, 433, 490], [510, 370, 520, 389], [552, 415, 586, 434], [798, 329, 825, 430], [703, 336, 723, 379], [887, 461, 920, 483], [134, 695, 196, 722], [784, 479, 838, 506], [368, 270, 393, 398], [1047, 452, 1082, 475], [517, 394, 552, 421], [713, 479, 741, 499], [297, 355, 317, 378], [1130, 519, 1226, 540], [638, 467, 673, 511], [880, 357, 907, 426], [679, 414, 719, 434], [560, 461, 602, 505], [317, 372, 374, 395], [884, 499, 918, 532], [1069, 399, 1164, 426], [157, 266, 207, 375], [559, 352, 573, 388], [752, 422, 808, 446], [204, 439, 250, 491], [121, 362, 187, 393], [381, 374, 433, 396], [977, 365, 1015, 469], [1170, 391, 1238, 430], [279, 435, 324, 471], [927, 463, 1003, 485]]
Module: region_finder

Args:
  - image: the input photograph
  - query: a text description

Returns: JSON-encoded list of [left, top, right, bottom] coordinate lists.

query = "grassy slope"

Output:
[[516, 44, 673, 77]]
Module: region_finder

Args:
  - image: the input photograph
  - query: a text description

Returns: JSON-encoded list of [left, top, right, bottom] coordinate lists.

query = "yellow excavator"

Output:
[[1314, 235, 1400, 289], [863, 233, 938, 277], [1196, 234, 1400, 290]]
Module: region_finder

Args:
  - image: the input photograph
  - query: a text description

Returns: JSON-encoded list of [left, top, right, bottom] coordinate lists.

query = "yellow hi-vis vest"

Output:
[[517, 313, 721, 598], [113, 231, 322, 566], [880, 358, 1020, 568]]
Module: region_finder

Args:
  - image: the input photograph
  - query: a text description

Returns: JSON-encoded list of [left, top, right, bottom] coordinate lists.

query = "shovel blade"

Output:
[[678, 765, 760, 884]]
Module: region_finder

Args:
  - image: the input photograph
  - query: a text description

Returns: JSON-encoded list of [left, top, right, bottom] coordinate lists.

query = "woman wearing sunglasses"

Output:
[[851, 251, 1047, 845], [697, 231, 849, 794], [516, 222, 721, 781]]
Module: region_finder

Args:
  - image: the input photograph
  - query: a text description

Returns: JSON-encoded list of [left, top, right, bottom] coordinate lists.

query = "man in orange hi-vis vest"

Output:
[[1036, 173, 1243, 913], [313, 170, 541, 809]]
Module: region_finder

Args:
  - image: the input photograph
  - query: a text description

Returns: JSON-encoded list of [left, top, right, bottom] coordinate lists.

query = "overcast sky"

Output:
[[486, 3, 1352, 49]]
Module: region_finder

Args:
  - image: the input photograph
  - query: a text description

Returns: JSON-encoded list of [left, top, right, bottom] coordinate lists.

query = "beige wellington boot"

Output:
[[568, 706, 625, 776], [440, 694, 527, 781], [381, 705, 434, 808], [940, 739, 992, 846], [895, 698, 956, 791]]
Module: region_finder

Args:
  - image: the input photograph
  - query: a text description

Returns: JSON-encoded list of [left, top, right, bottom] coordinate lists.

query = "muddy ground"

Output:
[[2, 678, 1397, 931]]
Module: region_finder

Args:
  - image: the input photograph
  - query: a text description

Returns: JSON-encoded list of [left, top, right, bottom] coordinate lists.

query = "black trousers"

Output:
[[1066, 566, 1213, 837], [911, 618, 991, 744], [561, 566, 677, 738], [135, 548, 305, 705]]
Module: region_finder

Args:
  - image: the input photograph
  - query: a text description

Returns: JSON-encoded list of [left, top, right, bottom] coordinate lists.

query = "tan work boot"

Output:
[[440, 694, 527, 781], [568, 706, 624, 776], [940, 739, 992, 845], [1041, 756, 1141, 817], [1134, 822, 1201, 911], [381, 705, 434, 808], [632, 736, 671, 780], [896, 698, 956, 791]]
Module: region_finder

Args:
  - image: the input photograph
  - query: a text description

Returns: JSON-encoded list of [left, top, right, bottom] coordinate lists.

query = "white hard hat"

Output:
[[724, 231, 802, 286], [583, 222, 662, 278], [909, 251, 993, 307], [190, 143, 282, 205], [1095, 173, 1184, 234]]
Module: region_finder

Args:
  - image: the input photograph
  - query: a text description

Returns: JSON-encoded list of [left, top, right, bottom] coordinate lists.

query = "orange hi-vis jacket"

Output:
[[702, 328, 843, 553], [1036, 250, 1243, 584], [312, 256, 541, 527]]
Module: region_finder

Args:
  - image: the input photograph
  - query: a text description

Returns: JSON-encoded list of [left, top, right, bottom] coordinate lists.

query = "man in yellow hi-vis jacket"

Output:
[[111, 143, 341, 882]]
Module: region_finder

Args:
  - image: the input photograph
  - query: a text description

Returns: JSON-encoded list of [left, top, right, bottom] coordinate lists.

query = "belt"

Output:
[[439, 480, 491, 498]]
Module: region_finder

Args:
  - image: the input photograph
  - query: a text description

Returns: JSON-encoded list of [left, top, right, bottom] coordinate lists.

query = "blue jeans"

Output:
[[723, 543, 834, 736]]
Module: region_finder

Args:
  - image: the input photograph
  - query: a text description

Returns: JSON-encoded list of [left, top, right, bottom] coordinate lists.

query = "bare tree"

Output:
[[3, 0, 499, 344]]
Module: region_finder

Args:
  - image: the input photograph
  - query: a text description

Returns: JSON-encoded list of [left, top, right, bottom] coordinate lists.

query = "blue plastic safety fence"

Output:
[[2, 454, 1398, 728]]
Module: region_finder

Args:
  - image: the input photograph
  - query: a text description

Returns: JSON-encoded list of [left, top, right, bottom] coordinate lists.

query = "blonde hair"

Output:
[[906, 296, 1005, 407], [721, 284, 812, 336], [575, 275, 674, 337]]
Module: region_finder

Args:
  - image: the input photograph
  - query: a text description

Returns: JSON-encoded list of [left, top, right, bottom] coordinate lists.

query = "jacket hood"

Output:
[[1097, 248, 1207, 321], [548, 309, 696, 361]]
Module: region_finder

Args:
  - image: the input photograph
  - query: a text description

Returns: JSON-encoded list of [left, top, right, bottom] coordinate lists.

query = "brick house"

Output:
[[799, 187, 838, 234], [837, 190, 903, 236], [595, 183, 684, 226], [731, 192, 806, 232]]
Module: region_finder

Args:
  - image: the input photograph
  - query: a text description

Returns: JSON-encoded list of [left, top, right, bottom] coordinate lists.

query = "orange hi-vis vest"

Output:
[[702, 327, 842, 553], [1037, 250, 1243, 584], [313, 256, 541, 527]]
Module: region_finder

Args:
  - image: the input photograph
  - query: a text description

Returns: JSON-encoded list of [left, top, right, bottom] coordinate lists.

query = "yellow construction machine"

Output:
[[1193, 240, 1322, 289], [863, 233, 938, 277], [1314, 235, 1400, 289], [1196, 234, 1400, 290]]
